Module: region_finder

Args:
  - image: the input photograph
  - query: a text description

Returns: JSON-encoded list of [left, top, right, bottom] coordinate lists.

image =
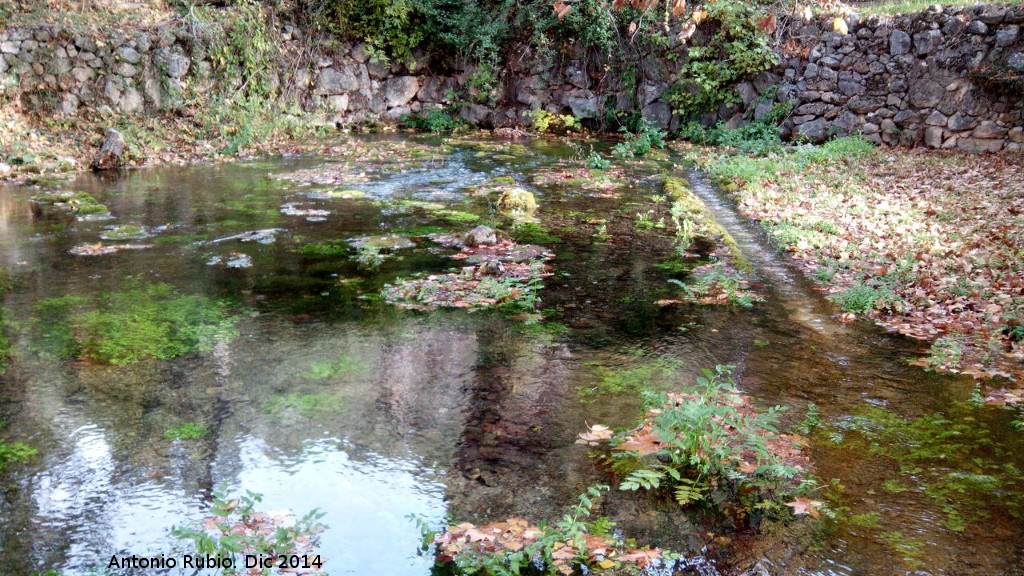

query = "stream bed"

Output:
[[0, 134, 1022, 576]]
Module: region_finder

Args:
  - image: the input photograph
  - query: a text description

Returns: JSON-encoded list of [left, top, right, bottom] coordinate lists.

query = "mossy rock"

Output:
[[497, 187, 538, 214], [100, 224, 150, 241]]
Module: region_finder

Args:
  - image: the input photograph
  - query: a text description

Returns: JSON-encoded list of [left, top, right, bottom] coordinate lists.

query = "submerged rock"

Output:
[[464, 225, 498, 247], [69, 243, 153, 256], [207, 252, 253, 269], [99, 224, 150, 240], [348, 234, 416, 251], [91, 128, 125, 171], [208, 228, 284, 245]]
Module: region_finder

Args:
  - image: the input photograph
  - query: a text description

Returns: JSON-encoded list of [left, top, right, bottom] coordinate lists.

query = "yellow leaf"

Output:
[[598, 559, 617, 569], [833, 17, 848, 35], [692, 9, 706, 24]]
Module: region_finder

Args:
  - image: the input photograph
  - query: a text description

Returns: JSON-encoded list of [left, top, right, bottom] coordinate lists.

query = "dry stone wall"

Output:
[[0, 4, 1021, 151], [769, 3, 1024, 152]]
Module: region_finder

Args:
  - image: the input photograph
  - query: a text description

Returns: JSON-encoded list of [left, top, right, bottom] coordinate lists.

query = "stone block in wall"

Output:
[[924, 126, 944, 147], [1009, 126, 1024, 142], [995, 25, 1020, 46], [566, 64, 588, 89], [974, 4, 1008, 25], [797, 119, 827, 143], [384, 76, 419, 108], [315, 67, 358, 95], [914, 30, 943, 55], [565, 90, 600, 119], [958, 137, 1004, 152], [908, 80, 943, 108], [890, 31, 912, 56], [947, 112, 978, 130], [460, 103, 491, 125], [972, 120, 1007, 138], [1007, 52, 1024, 71], [642, 101, 671, 129]]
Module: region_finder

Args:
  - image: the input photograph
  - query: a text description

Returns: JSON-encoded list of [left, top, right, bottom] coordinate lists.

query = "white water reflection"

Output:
[[228, 435, 446, 576]]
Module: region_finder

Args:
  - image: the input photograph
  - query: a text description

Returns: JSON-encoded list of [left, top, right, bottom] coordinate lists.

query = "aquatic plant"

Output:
[[581, 366, 821, 525], [300, 355, 367, 380], [423, 485, 678, 575], [30, 283, 239, 365], [164, 422, 210, 441], [262, 393, 346, 417], [577, 358, 682, 402], [0, 441, 36, 470], [668, 261, 763, 307]]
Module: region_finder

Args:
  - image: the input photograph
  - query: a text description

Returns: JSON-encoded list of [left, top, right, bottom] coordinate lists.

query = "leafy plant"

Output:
[[401, 109, 462, 132], [525, 109, 579, 134], [172, 486, 326, 574], [669, 261, 762, 307], [612, 118, 666, 159], [594, 366, 820, 524], [586, 150, 611, 170]]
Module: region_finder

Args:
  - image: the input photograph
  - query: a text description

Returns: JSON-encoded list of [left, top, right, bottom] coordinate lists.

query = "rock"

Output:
[[914, 29, 942, 55], [351, 43, 369, 63], [1007, 52, 1024, 72], [116, 46, 141, 64], [478, 259, 506, 276], [59, 93, 79, 114], [890, 30, 912, 55], [947, 112, 977, 131], [0, 163, 11, 177], [804, 62, 820, 79], [92, 128, 125, 171], [862, 122, 880, 135], [975, 4, 1007, 25], [972, 120, 1007, 139], [566, 65, 588, 89], [995, 25, 1020, 46], [164, 52, 190, 78], [384, 76, 419, 107], [797, 119, 827, 143], [460, 103, 491, 125], [642, 101, 671, 129], [833, 110, 857, 135], [120, 87, 144, 113], [957, 138, 1003, 153], [838, 80, 865, 96], [924, 126, 944, 148], [1009, 127, 1024, 143], [925, 111, 947, 125], [908, 80, 943, 108], [497, 188, 538, 213], [315, 67, 358, 94], [736, 81, 758, 106], [966, 20, 988, 34], [565, 92, 599, 118], [0, 40, 19, 54], [113, 62, 137, 77], [464, 225, 498, 247], [71, 66, 94, 82]]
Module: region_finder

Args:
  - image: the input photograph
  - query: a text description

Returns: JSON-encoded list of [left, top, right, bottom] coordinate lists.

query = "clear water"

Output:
[[0, 135, 1021, 576]]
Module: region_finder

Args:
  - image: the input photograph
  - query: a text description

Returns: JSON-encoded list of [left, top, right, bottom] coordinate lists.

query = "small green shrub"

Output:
[[612, 118, 666, 159], [830, 282, 902, 316], [586, 150, 611, 170], [526, 109, 579, 134], [599, 366, 820, 523], [401, 109, 461, 132]]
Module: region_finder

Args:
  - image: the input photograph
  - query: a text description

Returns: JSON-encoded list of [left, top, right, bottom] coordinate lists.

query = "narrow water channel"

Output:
[[0, 135, 1021, 576]]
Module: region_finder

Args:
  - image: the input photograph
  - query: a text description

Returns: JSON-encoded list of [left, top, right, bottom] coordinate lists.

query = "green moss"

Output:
[[0, 441, 36, 470], [153, 234, 210, 245], [100, 224, 149, 240], [30, 284, 238, 365], [297, 242, 350, 257], [262, 392, 345, 416], [164, 422, 210, 441], [300, 355, 367, 379], [31, 191, 109, 216], [511, 222, 561, 245], [435, 209, 480, 224], [577, 358, 682, 401], [497, 188, 538, 213]]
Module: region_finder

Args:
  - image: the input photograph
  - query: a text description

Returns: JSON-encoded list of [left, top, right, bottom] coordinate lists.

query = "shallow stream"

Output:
[[0, 135, 1021, 575]]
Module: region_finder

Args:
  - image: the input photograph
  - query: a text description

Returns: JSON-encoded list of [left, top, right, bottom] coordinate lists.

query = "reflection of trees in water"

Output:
[[450, 323, 585, 520]]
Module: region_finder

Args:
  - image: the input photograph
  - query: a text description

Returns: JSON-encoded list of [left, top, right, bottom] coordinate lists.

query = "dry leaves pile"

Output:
[[531, 166, 628, 192], [727, 149, 1024, 391], [434, 518, 664, 575]]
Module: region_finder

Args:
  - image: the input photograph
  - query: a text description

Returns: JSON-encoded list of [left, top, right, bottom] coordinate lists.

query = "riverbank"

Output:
[[681, 138, 1024, 391]]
